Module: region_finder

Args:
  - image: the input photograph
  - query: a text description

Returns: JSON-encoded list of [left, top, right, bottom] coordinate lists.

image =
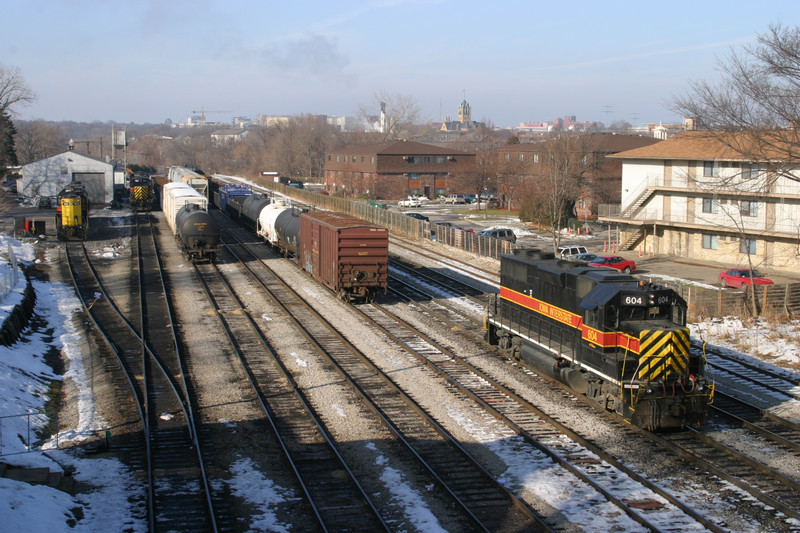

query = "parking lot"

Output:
[[391, 199, 800, 289]]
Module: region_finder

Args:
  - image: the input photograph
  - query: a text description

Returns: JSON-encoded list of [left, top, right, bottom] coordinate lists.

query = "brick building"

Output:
[[324, 140, 474, 200], [493, 133, 662, 214]]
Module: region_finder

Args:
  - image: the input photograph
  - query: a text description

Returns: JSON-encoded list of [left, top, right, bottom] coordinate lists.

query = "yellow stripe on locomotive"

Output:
[[131, 185, 153, 200], [60, 198, 84, 226], [634, 328, 691, 381]]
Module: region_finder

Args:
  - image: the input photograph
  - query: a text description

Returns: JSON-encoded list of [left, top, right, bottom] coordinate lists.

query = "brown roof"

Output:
[[496, 133, 661, 154], [609, 130, 800, 161], [326, 140, 470, 156]]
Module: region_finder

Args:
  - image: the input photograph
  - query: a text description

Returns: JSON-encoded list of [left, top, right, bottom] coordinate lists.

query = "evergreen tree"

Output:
[[0, 112, 18, 179]]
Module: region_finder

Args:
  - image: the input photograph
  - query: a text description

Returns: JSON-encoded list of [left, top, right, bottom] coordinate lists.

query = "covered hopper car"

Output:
[[168, 166, 208, 197], [485, 249, 713, 430]]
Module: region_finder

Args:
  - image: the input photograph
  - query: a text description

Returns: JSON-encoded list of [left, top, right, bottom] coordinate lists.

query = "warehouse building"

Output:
[[19, 151, 117, 205]]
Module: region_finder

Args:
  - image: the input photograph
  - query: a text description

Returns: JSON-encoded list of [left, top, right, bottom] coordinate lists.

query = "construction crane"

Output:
[[191, 106, 233, 125]]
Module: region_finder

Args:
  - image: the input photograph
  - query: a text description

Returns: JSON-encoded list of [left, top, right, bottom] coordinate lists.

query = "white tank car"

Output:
[[163, 182, 208, 236], [257, 200, 301, 251]]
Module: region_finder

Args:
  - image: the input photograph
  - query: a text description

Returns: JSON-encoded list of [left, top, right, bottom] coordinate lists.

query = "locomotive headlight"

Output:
[[646, 386, 653, 394]]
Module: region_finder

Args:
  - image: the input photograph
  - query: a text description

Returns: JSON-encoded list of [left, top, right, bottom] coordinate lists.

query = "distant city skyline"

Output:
[[3, 1, 799, 128]]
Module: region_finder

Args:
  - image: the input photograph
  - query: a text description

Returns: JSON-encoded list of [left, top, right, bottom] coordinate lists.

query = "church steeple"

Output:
[[458, 92, 471, 124]]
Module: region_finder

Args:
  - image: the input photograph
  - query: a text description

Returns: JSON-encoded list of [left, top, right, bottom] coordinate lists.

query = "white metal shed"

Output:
[[19, 151, 115, 204]]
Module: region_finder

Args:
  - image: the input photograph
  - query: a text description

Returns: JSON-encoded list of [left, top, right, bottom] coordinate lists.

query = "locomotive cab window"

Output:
[[671, 304, 686, 326], [605, 305, 619, 329], [584, 306, 601, 329], [621, 306, 645, 321]]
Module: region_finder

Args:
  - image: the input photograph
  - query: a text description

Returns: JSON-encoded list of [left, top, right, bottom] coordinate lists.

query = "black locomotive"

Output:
[[55, 182, 90, 241], [485, 249, 713, 430], [127, 172, 155, 212]]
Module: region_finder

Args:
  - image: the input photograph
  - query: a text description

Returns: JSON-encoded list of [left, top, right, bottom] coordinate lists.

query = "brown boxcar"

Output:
[[299, 211, 389, 302]]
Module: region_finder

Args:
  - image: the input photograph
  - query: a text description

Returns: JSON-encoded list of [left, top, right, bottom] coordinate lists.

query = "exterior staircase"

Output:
[[620, 228, 645, 251], [620, 185, 658, 219]]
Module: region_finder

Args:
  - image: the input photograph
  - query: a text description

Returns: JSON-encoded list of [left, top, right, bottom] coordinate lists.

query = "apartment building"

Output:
[[600, 130, 800, 271], [494, 133, 661, 214], [323, 140, 474, 200]]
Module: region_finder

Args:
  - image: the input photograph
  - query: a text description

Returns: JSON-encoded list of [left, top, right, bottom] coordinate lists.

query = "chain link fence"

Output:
[[0, 411, 61, 456]]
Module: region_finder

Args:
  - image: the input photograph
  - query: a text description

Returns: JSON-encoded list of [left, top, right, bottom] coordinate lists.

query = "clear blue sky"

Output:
[[4, 0, 800, 128]]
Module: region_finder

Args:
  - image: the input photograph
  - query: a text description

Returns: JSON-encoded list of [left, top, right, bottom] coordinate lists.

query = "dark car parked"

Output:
[[404, 212, 429, 222], [477, 228, 516, 243]]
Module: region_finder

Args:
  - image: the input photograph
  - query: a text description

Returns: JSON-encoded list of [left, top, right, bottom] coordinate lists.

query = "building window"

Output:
[[740, 238, 757, 254], [336, 155, 340, 162], [327, 155, 331, 161], [504, 153, 510, 162], [412, 157, 420, 164], [703, 161, 720, 177], [702, 234, 718, 250], [741, 200, 758, 217], [702, 198, 719, 213], [370, 156, 375, 164], [360, 156, 365, 163], [518, 154, 524, 162], [435, 156, 445, 164], [424, 156, 431, 164], [533, 154, 539, 163]]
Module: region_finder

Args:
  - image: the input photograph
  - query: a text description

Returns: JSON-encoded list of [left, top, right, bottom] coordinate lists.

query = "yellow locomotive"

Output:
[[56, 182, 90, 241]]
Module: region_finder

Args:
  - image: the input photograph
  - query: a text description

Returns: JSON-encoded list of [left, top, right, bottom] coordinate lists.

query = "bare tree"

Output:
[[14, 120, 69, 164], [0, 64, 36, 117], [672, 23, 800, 185], [459, 148, 497, 210], [519, 135, 588, 251], [358, 91, 427, 141], [670, 24, 800, 312], [682, 166, 773, 313]]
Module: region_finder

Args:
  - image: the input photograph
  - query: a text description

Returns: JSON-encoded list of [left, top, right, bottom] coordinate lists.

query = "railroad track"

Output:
[[361, 292, 723, 531], [389, 236, 500, 290], [389, 243, 800, 528], [215, 221, 549, 532], [191, 254, 389, 531], [65, 214, 218, 532]]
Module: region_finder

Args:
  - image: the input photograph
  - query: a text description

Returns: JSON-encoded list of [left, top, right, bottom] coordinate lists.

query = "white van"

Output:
[[557, 245, 588, 259], [443, 194, 467, 204]]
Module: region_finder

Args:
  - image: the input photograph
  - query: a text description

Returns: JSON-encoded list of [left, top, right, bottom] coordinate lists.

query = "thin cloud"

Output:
[[547, 36, 754, 72]]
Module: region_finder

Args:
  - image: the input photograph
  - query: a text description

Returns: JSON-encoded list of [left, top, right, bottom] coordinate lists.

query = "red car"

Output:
[[588, 255, 636, 274], [718, 268, 774, 289]]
